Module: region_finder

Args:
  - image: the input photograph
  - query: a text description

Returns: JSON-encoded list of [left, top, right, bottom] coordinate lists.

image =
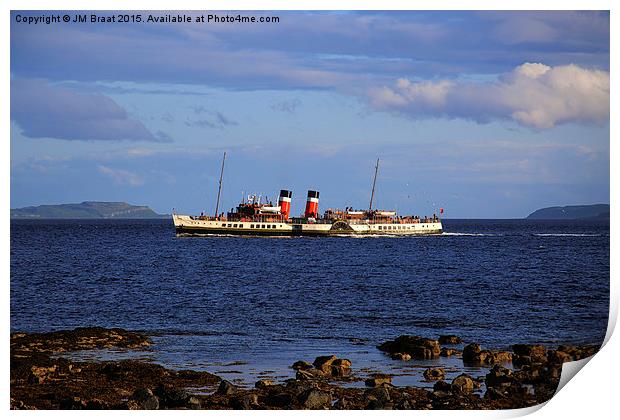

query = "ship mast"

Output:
[[214, 151, 226, 217], [368, 158, 379, 212]]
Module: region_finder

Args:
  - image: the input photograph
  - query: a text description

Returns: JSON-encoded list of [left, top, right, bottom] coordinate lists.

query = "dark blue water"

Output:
[[11, 219, 609, 387]]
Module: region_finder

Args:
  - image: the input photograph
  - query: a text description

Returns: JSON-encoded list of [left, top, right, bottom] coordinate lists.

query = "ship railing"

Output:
[[190, 215, 228, 221], [219, 214, 291, 223]]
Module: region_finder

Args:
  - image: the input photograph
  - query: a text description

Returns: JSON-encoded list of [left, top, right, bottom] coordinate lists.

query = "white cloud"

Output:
[[367, 63, 609, 129], [97, 165, 144, 187]]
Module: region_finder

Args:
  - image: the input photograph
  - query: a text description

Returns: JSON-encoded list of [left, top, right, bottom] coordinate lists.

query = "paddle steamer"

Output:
[[173, 155, 442, 236]]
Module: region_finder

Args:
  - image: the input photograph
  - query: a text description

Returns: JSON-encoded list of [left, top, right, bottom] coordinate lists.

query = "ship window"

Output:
[[233, 224, 238, 228], [240, 224, 244, 228], [250, 224, 254, 228], [271, 225, 275, 229], [261, 224, 266, 228], [221, 223, 226, 227], [227, 223, 232, 227]]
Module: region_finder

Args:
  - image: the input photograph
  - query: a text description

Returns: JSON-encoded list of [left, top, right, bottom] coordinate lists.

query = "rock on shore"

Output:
[[438, 335, 463, 345], [292, 355, 354, 380], [377, 335, 441, 359], [11, 327, 151, 356], [462, 343, 512, 365]]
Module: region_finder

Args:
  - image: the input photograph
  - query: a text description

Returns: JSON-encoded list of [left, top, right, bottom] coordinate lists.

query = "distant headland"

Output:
[[10, 201, 168, 219], [526, 204, 609, 220]]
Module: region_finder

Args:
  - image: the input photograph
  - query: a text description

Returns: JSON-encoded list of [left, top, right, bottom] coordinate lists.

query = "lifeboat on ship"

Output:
[[258, 206, 282, 214]]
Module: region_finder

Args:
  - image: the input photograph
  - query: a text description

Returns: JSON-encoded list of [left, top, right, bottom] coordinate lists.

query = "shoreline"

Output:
[[10, 327, 599, 410]]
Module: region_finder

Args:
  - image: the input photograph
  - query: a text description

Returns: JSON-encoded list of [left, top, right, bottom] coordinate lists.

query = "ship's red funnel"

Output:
[[278, 189, 292, 219], [304, 190, 319, 218]]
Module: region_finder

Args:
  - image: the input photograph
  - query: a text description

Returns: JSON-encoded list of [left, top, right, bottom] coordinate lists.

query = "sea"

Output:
[[10, 219, 610, 389]]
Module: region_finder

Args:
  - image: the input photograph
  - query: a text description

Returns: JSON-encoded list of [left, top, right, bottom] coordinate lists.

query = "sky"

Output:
[[9, 10, 610, 218]]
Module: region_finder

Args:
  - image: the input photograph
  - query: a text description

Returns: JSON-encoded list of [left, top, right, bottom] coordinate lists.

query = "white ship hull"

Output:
[[173, 214, 443, 237]]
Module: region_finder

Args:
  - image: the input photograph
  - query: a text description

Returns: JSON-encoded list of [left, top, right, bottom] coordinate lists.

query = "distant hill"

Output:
[[11, 201, 168, 219], [526, 204, 610, 220]]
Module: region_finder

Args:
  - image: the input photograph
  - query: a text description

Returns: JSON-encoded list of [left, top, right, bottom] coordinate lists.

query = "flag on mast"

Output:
[[440, 208, 444, 214]]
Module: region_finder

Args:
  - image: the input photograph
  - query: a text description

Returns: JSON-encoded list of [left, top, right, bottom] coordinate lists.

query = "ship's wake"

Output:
[[533, 233, 603, 237], [441, 232, 500, 236]]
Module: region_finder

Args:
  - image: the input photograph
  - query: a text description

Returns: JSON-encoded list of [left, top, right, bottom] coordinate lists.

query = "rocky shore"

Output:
[[10, 328, 599, 410]]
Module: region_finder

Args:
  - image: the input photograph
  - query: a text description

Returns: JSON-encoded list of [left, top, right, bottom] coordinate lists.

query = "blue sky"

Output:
[[10, 10, 610, 218]]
